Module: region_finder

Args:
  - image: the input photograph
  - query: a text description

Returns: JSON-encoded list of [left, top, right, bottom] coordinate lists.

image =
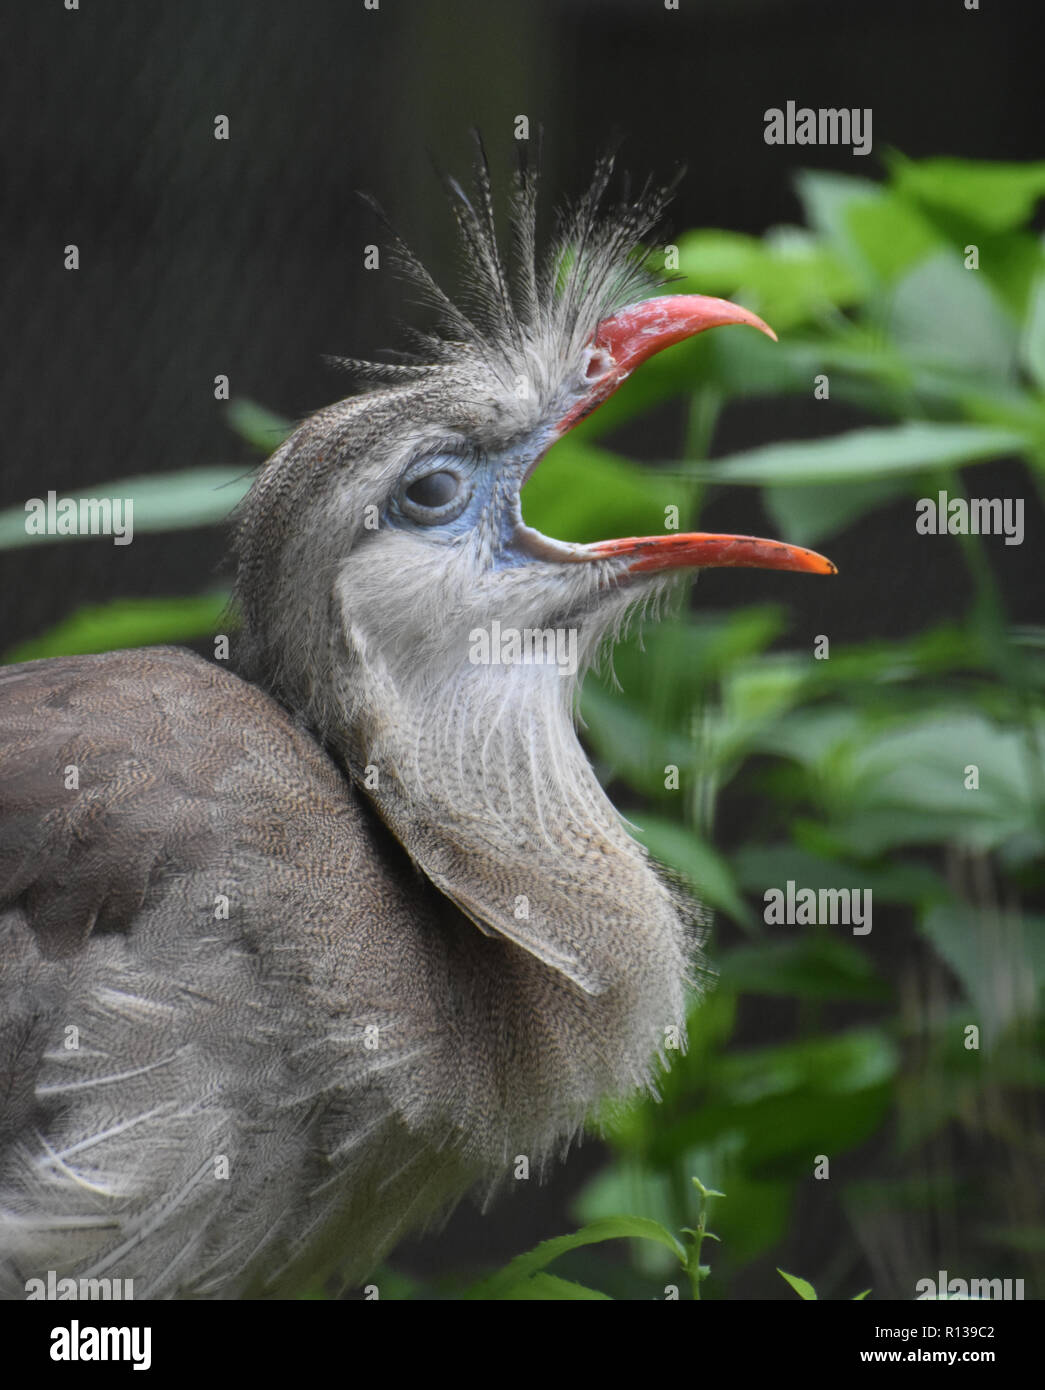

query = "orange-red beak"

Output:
[[556, 293, 777, 434], [550, 294, 835, 579], [585, 532, 836, 575]]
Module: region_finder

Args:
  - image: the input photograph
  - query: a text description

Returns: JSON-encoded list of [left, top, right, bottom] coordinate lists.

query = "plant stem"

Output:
[[683, 1176, 725, 1300]]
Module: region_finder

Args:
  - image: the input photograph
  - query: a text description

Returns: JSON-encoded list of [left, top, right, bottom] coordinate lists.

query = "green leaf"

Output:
[[920, 906, 1044, 1036], [588, 609, 784, 715], [698, 422, 1027, 487], [748, 706, 864, 770], [886, 253, 1019, 382], [226, 397, 295, 452], [494, 1272, 612, 1300], [521, 440, 683, 544], [653, 1029, 897, 1174], [674, 228, 764, 287], [708, 325, 817, 397], [580, 682, 695, 797], [968, 231, 1045, 319], [3, 590, 232, 663], [778, 1268, 818, 1300], [631, 815, 756, 929], [0, 468, 250, 550], [1021, 269, 1045, 389], [734, 843, 949, 913], [763, 476, 909, 547], [795, 168, 945, 285], [676, 227, 863, 330], [718, 938, 888, 1003], [887, 153, 1045, 234], [794, 170, 883, 276], [718, 1031, 898, 1102], [573, 1166, 687, 1269], [465, 1217, 688, 1300], [833, 714, 1042, 855], [844, 191, 941, 282]]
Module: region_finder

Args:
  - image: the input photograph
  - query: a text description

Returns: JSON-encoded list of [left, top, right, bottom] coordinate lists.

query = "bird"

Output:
[[0, 146, 835, 1299]]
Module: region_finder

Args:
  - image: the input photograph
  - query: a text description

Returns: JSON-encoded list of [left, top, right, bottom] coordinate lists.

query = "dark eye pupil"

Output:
[[405, 470, 459, 509]]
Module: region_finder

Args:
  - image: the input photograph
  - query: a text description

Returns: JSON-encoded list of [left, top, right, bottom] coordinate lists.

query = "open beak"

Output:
[[543, 294, 835, 579], [585, 532, 835, 575]]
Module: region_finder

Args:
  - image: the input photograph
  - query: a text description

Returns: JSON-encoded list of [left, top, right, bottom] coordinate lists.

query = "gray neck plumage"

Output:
[[312, 621, 695, 1153], [236, 494, 695, 1152]]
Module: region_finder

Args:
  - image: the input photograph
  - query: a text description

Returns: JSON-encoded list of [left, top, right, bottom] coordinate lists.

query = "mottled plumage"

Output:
[[0, 147, 817, 1298]]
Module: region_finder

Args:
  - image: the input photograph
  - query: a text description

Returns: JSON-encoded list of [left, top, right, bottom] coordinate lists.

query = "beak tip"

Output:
[[804, 553, 837, 576]]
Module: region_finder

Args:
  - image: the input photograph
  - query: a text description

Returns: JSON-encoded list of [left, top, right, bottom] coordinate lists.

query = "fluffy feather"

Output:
[[0, 149, 698, 1298]]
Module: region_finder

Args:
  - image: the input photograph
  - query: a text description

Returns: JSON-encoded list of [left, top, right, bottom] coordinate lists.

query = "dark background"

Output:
[[2, 0, 1041, 1293], [3, 0, 1042, 655]]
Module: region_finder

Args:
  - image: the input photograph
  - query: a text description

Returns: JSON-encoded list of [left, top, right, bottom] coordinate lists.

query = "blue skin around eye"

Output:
[[384, 441, 542, 570]]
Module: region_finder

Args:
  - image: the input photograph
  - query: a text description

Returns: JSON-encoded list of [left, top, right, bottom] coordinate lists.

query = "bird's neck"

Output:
[[315, 649, 692, 1142]]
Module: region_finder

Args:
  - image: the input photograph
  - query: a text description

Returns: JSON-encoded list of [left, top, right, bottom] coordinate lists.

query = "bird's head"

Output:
[[232, 147, 834, 1007], [235, 149, 832, 719]]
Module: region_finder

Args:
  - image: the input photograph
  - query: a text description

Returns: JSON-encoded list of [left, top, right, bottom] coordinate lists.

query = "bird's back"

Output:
[[0, 647, 477, 1297]]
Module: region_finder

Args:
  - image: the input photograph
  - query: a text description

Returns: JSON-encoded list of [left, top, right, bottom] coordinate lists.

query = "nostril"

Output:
[[583, 346, 614, 382]]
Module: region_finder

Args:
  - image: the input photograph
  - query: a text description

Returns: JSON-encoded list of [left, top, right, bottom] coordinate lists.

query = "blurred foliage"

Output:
[[4, 591, 231, 663], [554, 153, 1045, 1301], [4, 154, 1043, 1300], [460, 1176, 724, 1301]]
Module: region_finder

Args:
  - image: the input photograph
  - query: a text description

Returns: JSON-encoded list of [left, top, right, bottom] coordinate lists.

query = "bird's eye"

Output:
[[399, 466, 471, 524], [405, 470, 460, 509]]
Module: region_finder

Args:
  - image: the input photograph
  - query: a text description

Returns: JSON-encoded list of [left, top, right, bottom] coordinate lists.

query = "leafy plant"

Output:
[[778, 1268, 870, 1301], [459, 1177, 723, 1300]]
